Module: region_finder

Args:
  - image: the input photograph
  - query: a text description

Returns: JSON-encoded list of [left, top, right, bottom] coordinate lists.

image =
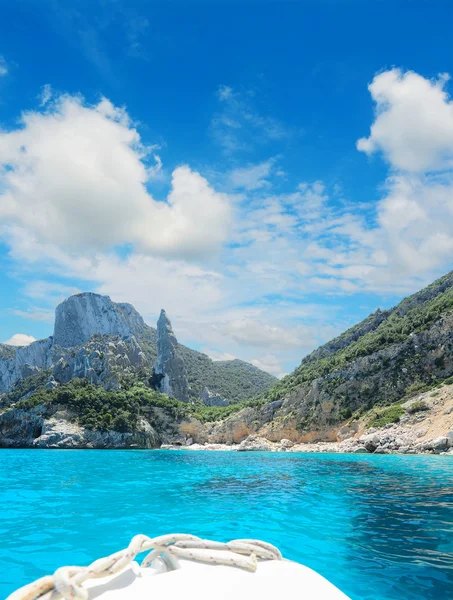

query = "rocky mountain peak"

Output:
[[155, 309, 189, 403], [53, 293, 145, 348]]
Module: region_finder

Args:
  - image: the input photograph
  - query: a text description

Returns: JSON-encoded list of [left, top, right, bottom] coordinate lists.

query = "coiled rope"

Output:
[[7, 533, 283, 600]]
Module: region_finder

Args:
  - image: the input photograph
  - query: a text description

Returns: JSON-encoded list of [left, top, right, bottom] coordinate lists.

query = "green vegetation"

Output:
[[0, 344, 17, 360], [407, 401, 429, 414], [137, 328, 276, 404], [8, 379, 189, 432], [368, 404, 404, 427], [2, 374, 269, 431], [177, 346, 276, 403], [189, 397, 265, 423], [263, 271, 453, 405], [404, 381, 431, 398], [0, 371, 50, 408]]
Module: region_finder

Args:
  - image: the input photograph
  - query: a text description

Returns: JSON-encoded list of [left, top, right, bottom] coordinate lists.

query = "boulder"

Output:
[[431, 436, 449, 452], [359, 433, 380, 452], [446, 430, 453, 448], [237, 435, 274, 452], [280, 438, 294, 449]]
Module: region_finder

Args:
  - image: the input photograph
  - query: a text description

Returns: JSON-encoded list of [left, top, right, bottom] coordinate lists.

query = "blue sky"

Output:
[[0, 0, 452, 376]]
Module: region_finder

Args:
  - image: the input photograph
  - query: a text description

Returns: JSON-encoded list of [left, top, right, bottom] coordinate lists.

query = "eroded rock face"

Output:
[[54, 293, 146, 348], [0, 294, 153, 394], [0, 406, 45, 447], [0, 406, 162, 449], [201, 387, 229, 407], [0, 338, 53, 393], [51, 335, 146, 390], [154, 310, 189, 403]]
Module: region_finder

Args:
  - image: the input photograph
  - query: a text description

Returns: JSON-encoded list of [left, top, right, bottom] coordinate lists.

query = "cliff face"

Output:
[[53, 293, 146, 347], [0, 404, 164, 449], [0, 293, 276, 402], [154, 310, 190, 402], [0, 339, 53, 393]]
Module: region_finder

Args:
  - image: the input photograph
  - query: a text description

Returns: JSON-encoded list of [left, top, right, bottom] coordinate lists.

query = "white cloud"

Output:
[[3, 333, 37, 346], [293, 69, 453, 295], [219, 318, 316, 350], [211, 85, 292, 154], [204, 349, 236, 362], [251, 354, 285, 377], [0, 56, 7, 77], [357, 69, 453, 172], [4, 68, 453, 377], [228, 159, 274, 190], [0, 94, 231, 260], [12, 308, 55, 322], [24, 281, 81, 301], [38, 84, 52, 106]]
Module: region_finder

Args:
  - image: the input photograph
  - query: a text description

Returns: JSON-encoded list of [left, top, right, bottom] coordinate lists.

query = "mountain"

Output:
[[198, 270, 453, 443], [4, 270, 453, 451], [0, 293, 276, 403]]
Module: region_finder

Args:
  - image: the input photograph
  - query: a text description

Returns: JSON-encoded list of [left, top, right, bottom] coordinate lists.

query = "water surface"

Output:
[[0, 450, 452, 599]]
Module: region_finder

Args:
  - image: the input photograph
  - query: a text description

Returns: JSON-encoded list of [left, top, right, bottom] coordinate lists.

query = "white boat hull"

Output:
[[83, 557, 351, 599]]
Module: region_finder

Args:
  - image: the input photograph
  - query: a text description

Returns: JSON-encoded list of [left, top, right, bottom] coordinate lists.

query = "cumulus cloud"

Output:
[[4, 68, 453, 377], [219, 318, 316, 350], [357, 69, 453, 172], [0, 94, 231, 259], [251, 354, 285, 377], [3, 333, 36, 346], [294, 69, 453, 295]]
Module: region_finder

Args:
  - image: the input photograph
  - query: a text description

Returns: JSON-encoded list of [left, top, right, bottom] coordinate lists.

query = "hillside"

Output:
[[178, 346, 276, 403], [197, 270, 453, 443], [3, 272, 453, 450]]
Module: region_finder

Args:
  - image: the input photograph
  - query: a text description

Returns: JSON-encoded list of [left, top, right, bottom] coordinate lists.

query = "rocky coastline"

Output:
[[161, 427, 453, 455], [2, 384, 453, 454]]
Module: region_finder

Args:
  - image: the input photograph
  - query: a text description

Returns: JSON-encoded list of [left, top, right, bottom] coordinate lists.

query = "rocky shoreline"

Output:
[[161, 427, 453, 455], [2, 381, 453, 453]]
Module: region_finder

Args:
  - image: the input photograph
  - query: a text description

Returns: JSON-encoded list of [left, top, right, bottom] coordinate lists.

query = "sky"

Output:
[[0, 0, 452, 377]]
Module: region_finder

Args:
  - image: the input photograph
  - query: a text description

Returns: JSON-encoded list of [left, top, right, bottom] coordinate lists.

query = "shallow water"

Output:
[[0, 449, 452, 599]]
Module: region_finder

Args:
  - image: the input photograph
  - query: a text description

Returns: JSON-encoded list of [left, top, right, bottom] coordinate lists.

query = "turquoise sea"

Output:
[[0, 450, 452, 600]]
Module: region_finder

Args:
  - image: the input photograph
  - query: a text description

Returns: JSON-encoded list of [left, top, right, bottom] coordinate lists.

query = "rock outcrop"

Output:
[[0, 293, 275, 405], [52, 335, 146, 391], [201, 387, 229, 407], [53, 293, 146, 348], [0, 338, 53, 393], [0, 405, 163, 449], [154, 310, 189, 402]]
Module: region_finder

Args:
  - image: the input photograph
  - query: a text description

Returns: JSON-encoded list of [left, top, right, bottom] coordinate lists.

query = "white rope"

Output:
[[6, 533, 282, 600]]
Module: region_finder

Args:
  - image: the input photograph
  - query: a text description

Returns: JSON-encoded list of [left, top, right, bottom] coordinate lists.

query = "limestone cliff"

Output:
[[53, 293, 146, 347], [0, 339, 53, 393], [0, 293, 275, 402], [154, 310, 190, 402]]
